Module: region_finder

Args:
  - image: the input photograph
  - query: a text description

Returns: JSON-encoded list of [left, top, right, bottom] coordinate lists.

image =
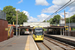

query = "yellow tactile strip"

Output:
[[25, 36, 30, 50]]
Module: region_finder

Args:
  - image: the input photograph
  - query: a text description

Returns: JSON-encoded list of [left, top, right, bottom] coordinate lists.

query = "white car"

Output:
[[25, 31, 30, 34]]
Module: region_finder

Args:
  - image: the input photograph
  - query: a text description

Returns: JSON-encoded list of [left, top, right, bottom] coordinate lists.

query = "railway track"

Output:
[[44, 36, 75, 50], [36, 36, 75, 50], [36, 42, 51, 50]]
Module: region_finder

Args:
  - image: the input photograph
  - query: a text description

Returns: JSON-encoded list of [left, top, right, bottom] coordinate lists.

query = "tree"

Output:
[[47, 20, 49, 22], [52, 15, 61, 24], [47, 18, 53, 24], [50, 18, 53, 24], [3, 6, 28, 24], [3, 6, 16, 24], [18, 12, 28, 24], [66, 18, 69, 23], [70, 14, 75, 23], [43, 20, 46, 22]]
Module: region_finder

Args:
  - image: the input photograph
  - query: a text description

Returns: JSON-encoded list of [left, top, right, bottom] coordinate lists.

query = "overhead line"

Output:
[[44, 0, 71, 21], [56, 0, 75, 13]]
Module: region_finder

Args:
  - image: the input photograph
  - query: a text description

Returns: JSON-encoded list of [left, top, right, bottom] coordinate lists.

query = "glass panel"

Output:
[[35, 29, 43, 35]]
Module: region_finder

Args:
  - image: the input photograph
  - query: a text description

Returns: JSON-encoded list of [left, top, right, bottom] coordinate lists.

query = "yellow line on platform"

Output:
[[25, 36, 30, 50]]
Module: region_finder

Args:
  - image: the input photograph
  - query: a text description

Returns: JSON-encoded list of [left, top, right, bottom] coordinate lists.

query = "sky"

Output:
[[0, 0, 75, 22]]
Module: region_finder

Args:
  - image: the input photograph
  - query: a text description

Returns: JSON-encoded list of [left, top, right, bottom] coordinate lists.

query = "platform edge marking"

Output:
[[25, 36, 30, 50], [31, 36, 39, 50]]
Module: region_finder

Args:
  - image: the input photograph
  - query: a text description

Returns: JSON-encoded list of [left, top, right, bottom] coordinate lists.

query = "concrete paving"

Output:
[[50, 35, 75, 41], [0, 36, 28, 50], [25, 35, 38, 50], [29, 35, 39, 50], [0, 35, 39, 50]]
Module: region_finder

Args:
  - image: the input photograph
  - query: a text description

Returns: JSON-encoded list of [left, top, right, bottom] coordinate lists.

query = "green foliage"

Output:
[[66, 14, 75, 23], [66, 18, 69, 23], [47, 20, 49, 22], [52, 15, 61, 24], [49, 18, 53, 24], [18, 12, 28, 24], [70, 15, 75, 23], [3, 6, 28, 24], [44, 29, 47, 31], [47, 18, 53, 24], [71, 28, 75, 31], [47, 15, 61, 24], [3, 6, 16, 24], [43, 20, 46, 22]]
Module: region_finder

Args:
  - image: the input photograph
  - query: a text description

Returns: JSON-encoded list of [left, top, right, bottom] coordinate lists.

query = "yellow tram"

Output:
[[33, 26, 44, 41]]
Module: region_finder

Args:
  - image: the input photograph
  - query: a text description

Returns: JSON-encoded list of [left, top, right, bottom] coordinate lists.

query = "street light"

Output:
[[16, 10, 19, 36], [69, 13, 70, 36]]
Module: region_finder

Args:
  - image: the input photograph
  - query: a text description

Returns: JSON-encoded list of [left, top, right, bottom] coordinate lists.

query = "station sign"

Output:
[[5, 28, 8, 31], [65, 28, 68, 30], [64, 26, 68, 30], [64, 26, 68, 27]]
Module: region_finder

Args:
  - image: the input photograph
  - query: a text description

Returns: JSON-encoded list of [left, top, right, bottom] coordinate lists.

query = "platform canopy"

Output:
[[17, 26, 65, 29], [44, 26, 65, 29]]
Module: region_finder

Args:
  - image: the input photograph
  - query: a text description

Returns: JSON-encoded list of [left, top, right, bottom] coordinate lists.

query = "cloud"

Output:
[[42, 5, 60, 13], [52, 0, 75, 18], [18, 0, 23, 4], [60, 12, 75, 18], [22, 10, 38, 22], [52, 0, 70, 6], [52, 0, 75, 10], [42, 0, 75, 13], [69, 7, 75, 12], [22, 11, 29, 17], [41, 0, 75, 18], [37, 14, 49, 21], [52, 0, 75, 6], [28, 16, 38, 22], [15, 9, 20, 11], [35, 0, 49, 6], [22, 11, 50, 22]]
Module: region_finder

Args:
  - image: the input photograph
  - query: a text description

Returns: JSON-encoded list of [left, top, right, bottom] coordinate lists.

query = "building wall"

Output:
[[23, 22, 50, 27], [0, 19, 8, 42], [60, 19, 65, 24]]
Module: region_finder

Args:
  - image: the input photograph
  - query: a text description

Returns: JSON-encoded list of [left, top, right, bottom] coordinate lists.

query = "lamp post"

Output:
[[16, 10, 18, 36], [69, 14, 70, 36], [64, 10, 67, 36]]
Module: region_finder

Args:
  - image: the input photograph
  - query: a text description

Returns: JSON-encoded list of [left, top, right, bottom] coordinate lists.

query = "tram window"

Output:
[[35, 29, 43, 35], [35, 30, 42, 32], [35, 32, 43, 35]]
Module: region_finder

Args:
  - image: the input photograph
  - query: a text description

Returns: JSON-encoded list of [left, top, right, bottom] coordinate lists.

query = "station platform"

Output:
[[49, 35, 75, 41], [45, 34, 75, 46], [0, 35, 38, 50]]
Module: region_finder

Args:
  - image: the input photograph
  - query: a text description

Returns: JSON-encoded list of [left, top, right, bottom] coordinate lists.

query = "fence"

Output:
[[0, 10, 6, 20], [64, 31, 75, 37]]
